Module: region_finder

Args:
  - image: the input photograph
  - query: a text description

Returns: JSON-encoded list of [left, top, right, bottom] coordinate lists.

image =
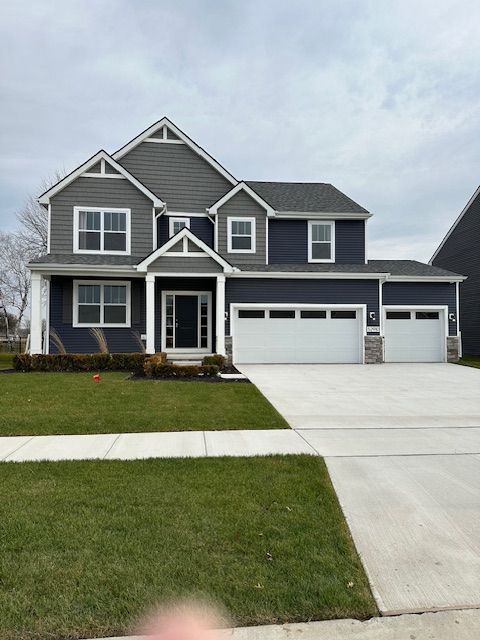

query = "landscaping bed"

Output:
[[0, 372, 288, 435], [0, 455, 376, 640]]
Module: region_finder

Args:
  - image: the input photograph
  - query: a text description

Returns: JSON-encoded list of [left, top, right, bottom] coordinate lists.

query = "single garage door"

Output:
[[233, 307, 363, 364], [384, 309, 445, 362]]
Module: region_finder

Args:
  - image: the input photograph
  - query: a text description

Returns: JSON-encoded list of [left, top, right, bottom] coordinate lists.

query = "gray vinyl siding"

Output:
[[157, 215, 214, 248], [147, 256, 222, 273], [49, 276, 145, 353], [118, 143, 232, 212], [225, 278, 379, 333], [216, 191, 267, 266], [432, 190, 479, 354], [382, 282, 457, 336], [49, 177, 154, 257], [268, 219, 365, 264]]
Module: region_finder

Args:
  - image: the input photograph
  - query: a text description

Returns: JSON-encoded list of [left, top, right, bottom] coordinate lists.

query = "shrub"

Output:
[[13, 353, 147, 372], [202, 354, 226, 369], [144, 361, 219, 378]]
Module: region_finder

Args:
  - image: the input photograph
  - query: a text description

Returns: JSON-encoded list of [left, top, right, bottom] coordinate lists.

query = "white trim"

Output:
[[145, 274, 155, 354], [73, 206, 131, 255], [136, 227, 236, 272], [38, 150, 164, 207], [214, 216, 219, 251], [387, 275, 465, 282], [208, 182, 275, 216], [47, 203, 51, 254], [265, 217, 269, 265], [364, 218, 368, 264], [169, 216, 191, 238], [167, 211, 211, 218], [164, 252, 211, 258], [308, 220, 335, 263], [227, 217, 256, 254], [228, 271, 389, 279], [30, 272, 43, 354], [144, 137, 185, 144], [274, 211, 372, 220], [161, 290, 212, 353], [72, 280, 131, 328], [456, 281, 460, 337], [81, 173, 126, 179], [112, 117, 237, 185], [216, 275, 226, 355], [153, 207, 158, 251], [430, 185, 480, 263], [44, 278, 51, 354], [378, 278, 384, 336]]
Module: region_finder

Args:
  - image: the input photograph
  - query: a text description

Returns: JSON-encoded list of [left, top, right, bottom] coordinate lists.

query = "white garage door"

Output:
[[233, 307, 363, 364], [384, 309, 445, 362]]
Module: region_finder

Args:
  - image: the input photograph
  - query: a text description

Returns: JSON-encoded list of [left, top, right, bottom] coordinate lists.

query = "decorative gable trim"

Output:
[[136, 227, 237, 272], [112, 117, 238, 186], [430, 184, 480, 263], [207, 182, 275, 217], [38, 150, 165, 207]]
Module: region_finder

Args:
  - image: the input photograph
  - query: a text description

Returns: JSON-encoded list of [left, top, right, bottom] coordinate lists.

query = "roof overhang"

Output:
[[38, 150, 165, 208], [386, 275, 466, 283], [207, 182, 275, 216], [273, 211, 373, 220]]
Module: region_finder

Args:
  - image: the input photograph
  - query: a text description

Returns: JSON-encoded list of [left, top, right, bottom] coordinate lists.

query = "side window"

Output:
[[75, 208, 130, 254], [169, 217, 190, 238], [227, 217, 256, 253]]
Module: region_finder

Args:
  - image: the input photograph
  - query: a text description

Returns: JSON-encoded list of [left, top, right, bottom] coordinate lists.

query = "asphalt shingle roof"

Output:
[[246, 181, 369, 213], [29, 254, 139, 265]]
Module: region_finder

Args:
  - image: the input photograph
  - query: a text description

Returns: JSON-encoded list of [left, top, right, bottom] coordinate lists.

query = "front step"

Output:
[[170, 360, 202, 366], [166, 353, 210, 366]]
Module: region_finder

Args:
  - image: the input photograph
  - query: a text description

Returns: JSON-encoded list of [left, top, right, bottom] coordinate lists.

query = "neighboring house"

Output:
[[431, 186, 480, 356], [28, 117, 464, 364]]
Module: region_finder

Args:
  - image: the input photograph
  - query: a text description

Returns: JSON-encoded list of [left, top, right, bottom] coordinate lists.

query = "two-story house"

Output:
[[29, 117, 464, 364]]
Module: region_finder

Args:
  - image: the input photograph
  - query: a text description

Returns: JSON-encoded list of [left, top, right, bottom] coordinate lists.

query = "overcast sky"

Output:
[[1, 0, 479, 261]]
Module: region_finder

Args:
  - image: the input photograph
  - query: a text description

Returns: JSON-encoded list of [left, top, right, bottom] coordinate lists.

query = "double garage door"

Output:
[[233, 306, 364, 364]]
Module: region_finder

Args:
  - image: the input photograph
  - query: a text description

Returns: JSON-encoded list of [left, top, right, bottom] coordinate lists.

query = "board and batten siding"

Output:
[[49, 177, 154, 258], [382, 282, 457, 336], [268, 219, 365, 264], [225, 278, 379, 333], [216, 191, 267, 266], [49, 276, 145, 353], [157, 215, 214, 248], [118, 143, 233, 213], [432, 190, 479, 354]]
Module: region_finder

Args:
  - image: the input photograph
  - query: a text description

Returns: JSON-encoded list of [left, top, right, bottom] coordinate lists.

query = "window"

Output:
[[227, 217, 256, 253], [416, 311, 440, 320], [308, 221, 334, 262], [74, 207, 130, 254], [387, 311, 411, 320], [74, 281, 130, 327], [301, 310, 327, 319], [238, 310, 265, 318], [169, 217, 190, 238], [331, 310, 356, 319], [269, 310, 295, 319]]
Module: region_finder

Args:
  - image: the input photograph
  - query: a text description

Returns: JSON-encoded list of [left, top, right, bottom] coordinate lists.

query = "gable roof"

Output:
[[245, 181, 370, 215], [135, 227, 237, 272], [112, 117, 238, 186], [207, 182, 275, 216], [38, 150, 165, 207], [430, 185, 480, 263]]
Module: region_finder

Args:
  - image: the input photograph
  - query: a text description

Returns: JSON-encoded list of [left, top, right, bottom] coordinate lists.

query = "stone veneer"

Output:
[[364, 335, 384, 364], [446, 336, 460, 362], [225, 336, 233, 365]]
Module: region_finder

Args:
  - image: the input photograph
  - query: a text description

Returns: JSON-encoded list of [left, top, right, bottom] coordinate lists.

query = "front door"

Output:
[[162, 291, 212, 352], [175, 295, 198, 348]]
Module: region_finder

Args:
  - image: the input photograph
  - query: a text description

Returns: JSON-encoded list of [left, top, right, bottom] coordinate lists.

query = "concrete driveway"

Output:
[[240, 363, 480, 615]]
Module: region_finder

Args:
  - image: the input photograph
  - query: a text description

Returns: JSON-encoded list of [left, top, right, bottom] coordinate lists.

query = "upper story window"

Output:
[[73, 280, 131, 327], [227, 217, 256, 253], [74, 207, 130, 254], [308, 221, 335, 263], [169, 217, 190, 238]]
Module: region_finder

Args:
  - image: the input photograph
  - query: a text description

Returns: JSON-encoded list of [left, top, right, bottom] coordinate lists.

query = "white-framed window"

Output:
[[73, 207, 130, 254], [73, 280, 131, 327], [227, 216, 256, 253], [308, 221, 335, 262], [169, 216, 190, 238]]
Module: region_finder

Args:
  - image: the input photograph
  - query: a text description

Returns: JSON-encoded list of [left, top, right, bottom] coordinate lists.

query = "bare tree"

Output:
[[0, 232, 32, 331]]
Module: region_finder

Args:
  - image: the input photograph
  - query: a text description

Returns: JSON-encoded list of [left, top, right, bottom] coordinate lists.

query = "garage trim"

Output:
[[230, 303, 367, 364], [382, 305, 448, 362]]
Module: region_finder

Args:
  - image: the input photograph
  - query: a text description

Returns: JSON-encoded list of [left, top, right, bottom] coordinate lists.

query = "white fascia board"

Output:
[[207, 182, 275, 217], [274, 211, 372, 220], [28, 264, 142, 278], [387, 275, 466, 282], [112, 117, 238, 186], [430, 184, 480, 263], [136, 227, 237, 272], [38, 150, 165, 208], [228, 271, 390, 280]]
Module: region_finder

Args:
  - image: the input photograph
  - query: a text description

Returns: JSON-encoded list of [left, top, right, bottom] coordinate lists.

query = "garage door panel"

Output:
[[384, 311, 445, 363]]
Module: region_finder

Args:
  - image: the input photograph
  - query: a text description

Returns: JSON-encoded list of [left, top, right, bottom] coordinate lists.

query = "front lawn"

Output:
[[0, 352, 14, 370], [458, 355, 480, 369], [0, 372, 288, 435], [0, 456, 376, 640]]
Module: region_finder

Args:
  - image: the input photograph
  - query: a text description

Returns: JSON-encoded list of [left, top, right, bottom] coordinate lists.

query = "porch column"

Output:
[[145, 274, 156, 354], [216, 274, 226, 355], [30, 271, 43, 354]]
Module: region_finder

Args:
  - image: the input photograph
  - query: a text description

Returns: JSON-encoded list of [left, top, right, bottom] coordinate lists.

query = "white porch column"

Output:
[[216, 274, 226, 355], [30, 271, 43, 354], [145, 274, 156, 354]]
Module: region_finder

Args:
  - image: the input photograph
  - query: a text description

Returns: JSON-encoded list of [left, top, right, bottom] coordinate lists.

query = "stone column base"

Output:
[[446, 336, 460, 362], [365, 336, 384, 364], [225, 336, 233, 365]]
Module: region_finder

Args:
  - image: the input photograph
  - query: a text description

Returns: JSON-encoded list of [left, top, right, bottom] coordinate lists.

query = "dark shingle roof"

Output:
[[246, 181, 369, 214], [29, 254, 139, 265]]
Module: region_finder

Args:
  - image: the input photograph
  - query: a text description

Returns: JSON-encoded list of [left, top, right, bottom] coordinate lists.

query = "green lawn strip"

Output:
[[0, 456, 376, 640], [457, 356, 480, 369], [0, 372, 288, 435], [0, 352, 14, 370]]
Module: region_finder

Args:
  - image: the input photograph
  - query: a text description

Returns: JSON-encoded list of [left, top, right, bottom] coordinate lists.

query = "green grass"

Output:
[[0, 352, 14, 370], [0, 456, 376, 640], [0, 372, 288, 435], [458, 355, 480, 369]]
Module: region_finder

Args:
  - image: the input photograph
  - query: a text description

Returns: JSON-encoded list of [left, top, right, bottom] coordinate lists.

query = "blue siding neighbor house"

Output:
[[28, 117, 464, 364]]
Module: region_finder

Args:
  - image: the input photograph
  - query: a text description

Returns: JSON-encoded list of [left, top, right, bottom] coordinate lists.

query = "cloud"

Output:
[[0, 0, 479, 262]]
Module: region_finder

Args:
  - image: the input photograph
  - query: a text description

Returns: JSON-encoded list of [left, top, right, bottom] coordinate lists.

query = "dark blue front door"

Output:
[[175, 295, 198, 348]]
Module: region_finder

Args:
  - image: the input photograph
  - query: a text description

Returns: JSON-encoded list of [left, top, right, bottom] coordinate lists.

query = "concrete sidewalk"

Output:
[[91, 609, 480, 640]]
